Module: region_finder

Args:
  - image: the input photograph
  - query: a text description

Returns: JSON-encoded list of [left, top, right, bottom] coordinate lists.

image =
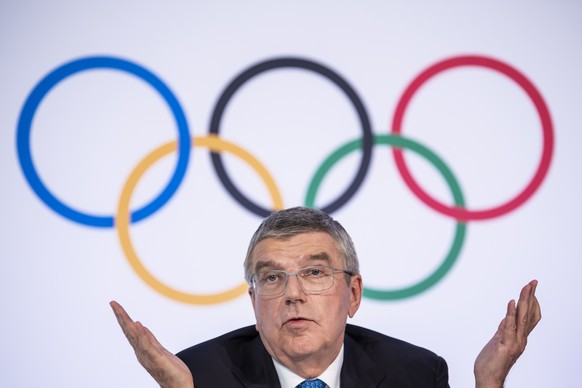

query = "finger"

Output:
[[110, 300, 134, 326], [142, 325, 161, 347], [526, 280, 538, 315], [530, 279, 538, 300], [531, 297, 541, 326], [526, 294, 542, 336], [500, 299, 517, 344], [140, 325, 169, 358], [133, 321, 152, 353], [134, 321, 157, 350], [515, 280, 542, 353], [515, 282, 534, 341], [110, 301, 140, 346], [132, 323, 175, 375], [497, 317, 506, 333], [530, 281, 541, 321]]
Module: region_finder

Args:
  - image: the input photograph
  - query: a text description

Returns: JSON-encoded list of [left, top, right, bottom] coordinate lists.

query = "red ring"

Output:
[[391, 55, 554, 221]]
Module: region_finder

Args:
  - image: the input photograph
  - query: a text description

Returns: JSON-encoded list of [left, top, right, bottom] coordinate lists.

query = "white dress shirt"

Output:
[[272, 344, 344, 388]]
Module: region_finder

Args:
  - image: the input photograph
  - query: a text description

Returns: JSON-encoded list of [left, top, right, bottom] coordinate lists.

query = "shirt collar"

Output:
[[272, 344, 344, 388]]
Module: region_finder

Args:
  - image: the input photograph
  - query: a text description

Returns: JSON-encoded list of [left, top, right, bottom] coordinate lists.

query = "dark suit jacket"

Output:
[[177, 324, 449, 388]]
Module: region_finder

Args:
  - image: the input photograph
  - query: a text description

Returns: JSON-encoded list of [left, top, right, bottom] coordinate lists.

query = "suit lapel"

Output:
[[228, 329, 282, 388], [340, 329, 385, 388]]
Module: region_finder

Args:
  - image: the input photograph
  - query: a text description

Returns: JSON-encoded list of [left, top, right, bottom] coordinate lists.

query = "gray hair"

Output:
[[243, 206, 360, 283]]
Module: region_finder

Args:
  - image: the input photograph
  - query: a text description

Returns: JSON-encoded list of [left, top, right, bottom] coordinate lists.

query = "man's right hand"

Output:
[[110, 301, 194, 388]]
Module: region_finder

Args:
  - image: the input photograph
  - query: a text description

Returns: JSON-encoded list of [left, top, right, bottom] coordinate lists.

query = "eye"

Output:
[[261, 272, 284, 283], [304, 267, 326, 277]]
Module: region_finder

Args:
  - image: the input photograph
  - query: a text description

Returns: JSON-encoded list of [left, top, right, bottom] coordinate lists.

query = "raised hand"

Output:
[[474, 280, 541, 388], [110, 301, 194, 388]]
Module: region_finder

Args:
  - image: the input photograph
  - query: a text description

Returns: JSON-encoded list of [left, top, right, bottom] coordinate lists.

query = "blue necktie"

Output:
[[297, 379, 325, 388]]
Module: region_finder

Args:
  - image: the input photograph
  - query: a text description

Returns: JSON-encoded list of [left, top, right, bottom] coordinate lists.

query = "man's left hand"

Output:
[[474, 280, 541, 388]]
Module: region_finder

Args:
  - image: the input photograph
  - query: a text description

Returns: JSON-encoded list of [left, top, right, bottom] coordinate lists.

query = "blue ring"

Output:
[[16, 56, 191, 227]]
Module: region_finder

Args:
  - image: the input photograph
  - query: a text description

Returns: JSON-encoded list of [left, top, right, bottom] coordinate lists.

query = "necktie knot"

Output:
[[297, 378, 325, 388]]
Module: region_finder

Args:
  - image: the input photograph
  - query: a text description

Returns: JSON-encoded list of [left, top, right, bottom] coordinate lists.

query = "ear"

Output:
[[348, 274, 363, 318], [248, 286, 256, 304], [248, 287, 261, 331]]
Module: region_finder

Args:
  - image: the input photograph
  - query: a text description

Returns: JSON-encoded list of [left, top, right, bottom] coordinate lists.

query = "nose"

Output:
[[284, 273, 306, 304]]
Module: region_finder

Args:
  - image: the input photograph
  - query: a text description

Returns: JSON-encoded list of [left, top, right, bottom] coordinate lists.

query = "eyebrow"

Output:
[[253, 252, 332, 272], [254, 260, 281, 272], [306, 252, 331, 263]]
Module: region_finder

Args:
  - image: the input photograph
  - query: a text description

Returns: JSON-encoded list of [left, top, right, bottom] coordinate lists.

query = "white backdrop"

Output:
[[1, 1, 581, 387]]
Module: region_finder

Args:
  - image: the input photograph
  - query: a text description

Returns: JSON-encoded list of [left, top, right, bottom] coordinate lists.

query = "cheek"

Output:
[[253, 300, 277, 330], [321, 292, 352, 321]]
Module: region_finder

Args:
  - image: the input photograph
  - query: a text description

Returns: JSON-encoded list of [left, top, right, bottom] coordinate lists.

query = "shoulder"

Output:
[[176, 325, 276, 386], [345, 324, 448, 372], [345, 324, 420, 348], [176, 325, 260, 362], [343, 325, 449, 387]]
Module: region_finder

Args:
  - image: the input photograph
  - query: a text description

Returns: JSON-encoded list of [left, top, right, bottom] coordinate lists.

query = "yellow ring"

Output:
[[115, 135, 284, 304]]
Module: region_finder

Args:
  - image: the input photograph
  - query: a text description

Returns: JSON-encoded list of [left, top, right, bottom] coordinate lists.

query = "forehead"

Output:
[[251, 232, 341, 269]]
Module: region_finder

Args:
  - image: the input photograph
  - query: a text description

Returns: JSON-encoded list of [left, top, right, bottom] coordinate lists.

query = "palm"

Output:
[[474, 280, 541, 388], [110, 301, 194, 388]]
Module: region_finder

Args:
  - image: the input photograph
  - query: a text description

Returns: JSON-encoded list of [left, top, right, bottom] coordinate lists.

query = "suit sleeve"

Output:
[[435, 355, 450, 388]]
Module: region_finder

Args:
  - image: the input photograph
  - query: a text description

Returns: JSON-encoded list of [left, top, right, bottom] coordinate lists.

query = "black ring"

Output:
[[208, 57, 373, 217]]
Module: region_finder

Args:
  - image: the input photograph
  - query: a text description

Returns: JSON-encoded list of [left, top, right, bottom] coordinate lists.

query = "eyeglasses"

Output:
[[250, 265, 354, 297]]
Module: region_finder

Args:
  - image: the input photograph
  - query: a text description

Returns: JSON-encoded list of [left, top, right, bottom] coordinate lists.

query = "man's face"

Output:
[[248, 232, 362, 369]]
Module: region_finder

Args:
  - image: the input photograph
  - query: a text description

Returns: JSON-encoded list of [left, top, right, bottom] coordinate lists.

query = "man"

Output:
[[111, 206, 541, 388]]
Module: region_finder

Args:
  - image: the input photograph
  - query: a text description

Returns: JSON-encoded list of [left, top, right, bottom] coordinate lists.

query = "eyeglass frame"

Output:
[[250, 265, 355, 297]]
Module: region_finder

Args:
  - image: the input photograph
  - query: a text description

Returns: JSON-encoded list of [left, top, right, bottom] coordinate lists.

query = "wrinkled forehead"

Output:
[[250, 232, 343, 271]]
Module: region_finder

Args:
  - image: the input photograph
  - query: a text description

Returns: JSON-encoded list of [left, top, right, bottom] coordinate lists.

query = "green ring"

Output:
[[305, 134, 467, 300]]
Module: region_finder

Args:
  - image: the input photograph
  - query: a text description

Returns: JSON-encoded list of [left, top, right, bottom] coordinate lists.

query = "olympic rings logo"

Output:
[[16, 55, 554, 303]]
